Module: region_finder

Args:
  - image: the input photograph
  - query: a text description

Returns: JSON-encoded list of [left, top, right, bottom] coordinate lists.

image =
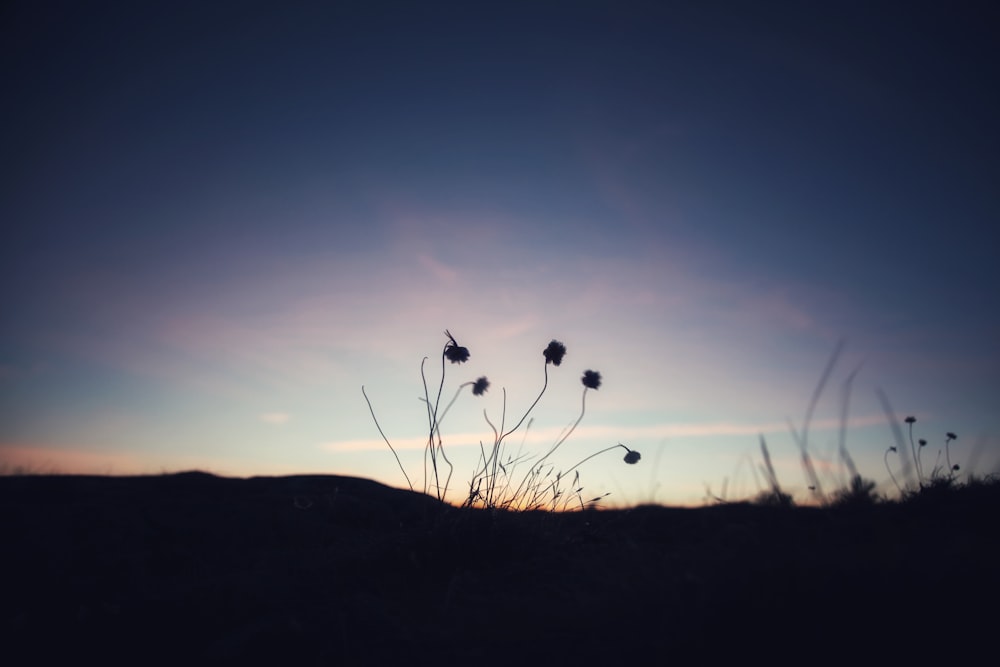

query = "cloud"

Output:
[[259, 412, 291, 425], [418, 253, 460, 282], [322, 413, 888, 452]]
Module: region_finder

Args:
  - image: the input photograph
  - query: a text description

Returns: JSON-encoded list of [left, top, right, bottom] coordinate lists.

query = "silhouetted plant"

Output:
[[884, 446, 902, 495], [945, 431, 958, 477], [754, 436, 793, 507], [905, 415, 922, 485], [364, 331, 639, 510], [922, 431, 962, 488], [752, 488, 794, 508], [468, 340, 639, 510], [831, 474, 879, 507], [897, 416, 963, 495], [363, 329, 484, 500]]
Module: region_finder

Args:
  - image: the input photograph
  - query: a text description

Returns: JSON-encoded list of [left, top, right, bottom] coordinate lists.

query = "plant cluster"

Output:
[[363, 330, 640, 511], [884, 415, 960, 495]]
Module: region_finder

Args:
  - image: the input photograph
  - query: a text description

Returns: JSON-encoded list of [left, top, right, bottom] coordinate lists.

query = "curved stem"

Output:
[[535, 387, 589, 470], [884, 449, 901, 496], [500, 363, 549, 441], [362, 386, 413, 491], [420, 357, 433, 495], [509, 388, 591, 505], [908, 422, 921, 487], [560, 442, 630, 481]]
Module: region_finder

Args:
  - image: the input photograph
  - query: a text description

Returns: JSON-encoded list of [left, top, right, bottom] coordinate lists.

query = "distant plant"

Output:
[[831, 474, 880, 507], [363, 330, 640, 510], [751, 488, 795, 508], [886, 416, 961, 493], [884, 445, 902, 495], [752, 436, 794, 507]]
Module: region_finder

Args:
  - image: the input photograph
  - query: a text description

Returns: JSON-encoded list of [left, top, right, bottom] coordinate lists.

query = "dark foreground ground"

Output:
[[2, 472, 998, 664]]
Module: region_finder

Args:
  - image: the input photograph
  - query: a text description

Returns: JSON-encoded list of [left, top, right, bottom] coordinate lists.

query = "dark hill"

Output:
[[2, 472, 997, 664]]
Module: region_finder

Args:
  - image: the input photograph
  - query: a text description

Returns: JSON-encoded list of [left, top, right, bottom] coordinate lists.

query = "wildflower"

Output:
[[472, 377, 490, 396], [946, 432, 957, 441], [905, 416, 916, 424], [443, 330, 470, 364], [543, 340, 567, 366], [581, 370, 601, 389], [952, 464, 961, 472], [617, 442, 641, 464], [919, 439, 927, 447], [889, 446, 897, 453]]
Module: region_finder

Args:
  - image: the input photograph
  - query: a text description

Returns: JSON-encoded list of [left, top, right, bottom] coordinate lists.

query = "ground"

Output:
[[2, 471, 997, 664]]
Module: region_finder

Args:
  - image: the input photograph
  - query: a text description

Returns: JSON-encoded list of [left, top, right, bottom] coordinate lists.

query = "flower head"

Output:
[[919, 439, 927, 447], [445, 345, 470, 364], [543, 340, 567, 366], [581, 370, 602, 389], [624, 450, 641, 464], [443, 330, 470, 364], [471, 377, 490, 396], [946, 432, 957, 441], [905, 416, 916, 424], [889, 446, 898, 453]]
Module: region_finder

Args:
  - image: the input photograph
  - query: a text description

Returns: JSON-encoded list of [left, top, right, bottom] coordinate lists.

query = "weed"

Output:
[[830, 474, 879, 507], [363, 331, 640, 510], [890, 415, 962, 492], [884, 446, 902, 495], [753, 435, 794, 507]]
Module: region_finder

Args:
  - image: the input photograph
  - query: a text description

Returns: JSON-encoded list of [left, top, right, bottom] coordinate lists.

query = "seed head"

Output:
[[905, 416, 916, 424], [543, 340, 567, 366], [445, 345, 470, 364], [946, 432, 957, 441], [919, 439, 927, 447], [624, 450, 641, 464], [472, 377, 490, 396], [443, 330, 470, 364], [581, 370, 602, 389]]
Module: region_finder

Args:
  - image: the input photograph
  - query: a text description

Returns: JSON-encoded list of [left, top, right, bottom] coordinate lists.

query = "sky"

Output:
[[2, 1, 998, 507]]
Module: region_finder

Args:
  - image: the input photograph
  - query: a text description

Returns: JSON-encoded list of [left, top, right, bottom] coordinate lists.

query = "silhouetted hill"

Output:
[[2, 472, 997, 664]]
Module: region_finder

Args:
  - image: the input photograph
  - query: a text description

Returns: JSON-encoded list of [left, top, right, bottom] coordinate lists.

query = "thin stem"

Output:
[[490, 389, 507, 506], [420, 357, 434, 496], [423, 383, 468, 503], [908, 421, 921, 487], [559, 442, 631, 481], [507, 390, 591, 509], [362, 386, 413, 491], [534, 386, 589, 470], [884, 448, 901, 496], [500, 363, 549, 441], [417, 348, 455, 501]]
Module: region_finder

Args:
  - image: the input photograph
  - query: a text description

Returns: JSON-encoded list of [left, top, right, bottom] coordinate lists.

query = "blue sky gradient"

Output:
[[2, 1, 997, 505]]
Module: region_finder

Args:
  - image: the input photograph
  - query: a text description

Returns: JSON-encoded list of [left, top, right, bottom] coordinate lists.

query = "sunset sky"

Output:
[[2, 1, 997, 506]]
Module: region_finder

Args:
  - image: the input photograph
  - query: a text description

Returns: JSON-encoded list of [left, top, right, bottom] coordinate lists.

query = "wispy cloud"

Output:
[[417, 253, 460, 282], [322, 413, 889, 452], [259, 412, 291, 425]]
